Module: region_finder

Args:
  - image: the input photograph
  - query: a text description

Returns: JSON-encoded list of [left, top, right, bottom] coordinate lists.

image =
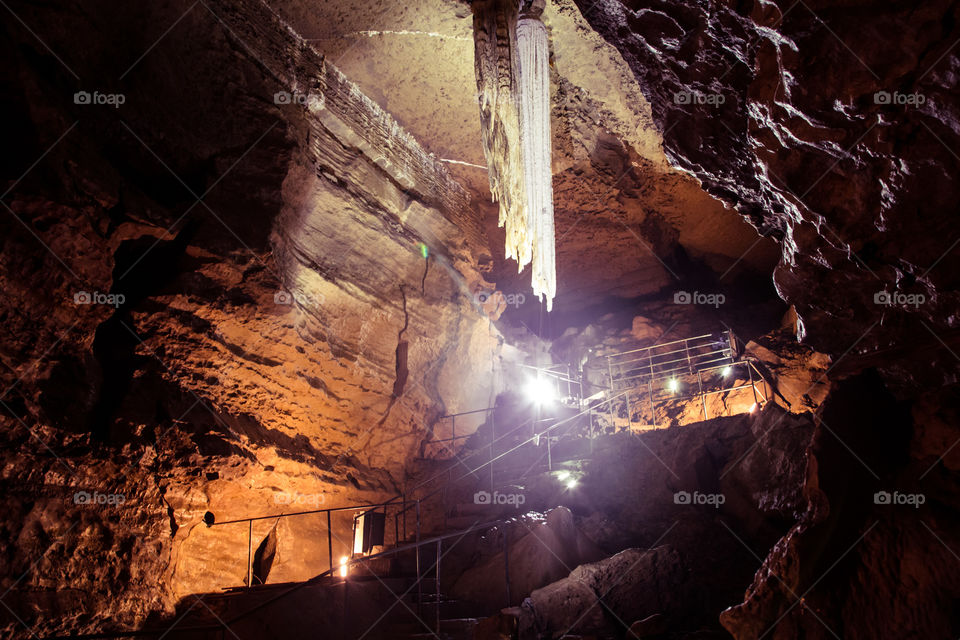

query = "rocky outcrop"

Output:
[[523, 545, 685, 638], [432, 405, 816, 637], [449, 506, 604, 611], [574, 0, 960, 379], [720, 371, 960, 639]]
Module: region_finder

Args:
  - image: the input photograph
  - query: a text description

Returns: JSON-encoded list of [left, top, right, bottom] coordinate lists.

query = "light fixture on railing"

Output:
[[667, 378, 679, 394], [339, 556, 349, 578], [721, 366, 732, 378]]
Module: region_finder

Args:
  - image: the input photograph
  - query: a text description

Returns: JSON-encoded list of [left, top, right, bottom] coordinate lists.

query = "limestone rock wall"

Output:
[[0, 0, 507, 634]]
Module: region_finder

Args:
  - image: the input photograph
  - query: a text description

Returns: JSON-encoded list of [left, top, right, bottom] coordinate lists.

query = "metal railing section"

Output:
[[602, 329, 771, 426]]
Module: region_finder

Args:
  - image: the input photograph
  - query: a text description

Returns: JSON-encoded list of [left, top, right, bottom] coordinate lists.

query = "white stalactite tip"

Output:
[[515, 16, 556, 311]]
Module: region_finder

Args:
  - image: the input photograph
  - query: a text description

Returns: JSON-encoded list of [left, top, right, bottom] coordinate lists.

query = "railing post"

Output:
[[748, 361, 759, 406], [503, 527, 511, 607], [444, 469, 450, 530], [342, 570, 349, 638], [327, 511, 333, 575], [698, 370, 708, 420], [246, 519, 253, 588], [451, 415, 455, 445], [416, 500, 422, 615], [489, 411, 496, 494], [648, 351, 657, 428], [435, 540, 441, 634], [589, 408, 594, 454], [606, 356, 616, 422], [624, 386, 633, 431], [648, 379, 656, 428], [547, 434, 552, 471]]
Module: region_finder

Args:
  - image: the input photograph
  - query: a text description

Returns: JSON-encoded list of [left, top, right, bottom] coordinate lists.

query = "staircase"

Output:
[[94, 407, 607, 640], [151, 552, 490, 639]]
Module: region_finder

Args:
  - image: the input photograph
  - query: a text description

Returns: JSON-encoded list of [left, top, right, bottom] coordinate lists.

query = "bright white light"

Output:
[[556, 470, 570, 481], [750, 403, 759, 414], [721, 366, 732, 378], [526, 376, 555, 405], [339, 556, 349, 578], [565, 478, 578, 490], [667, 378, 679, 393]]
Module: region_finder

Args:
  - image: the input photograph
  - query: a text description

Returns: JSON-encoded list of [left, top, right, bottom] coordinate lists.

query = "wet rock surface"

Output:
[[574, 0, 960, 381], [720, 372, 960, 639]]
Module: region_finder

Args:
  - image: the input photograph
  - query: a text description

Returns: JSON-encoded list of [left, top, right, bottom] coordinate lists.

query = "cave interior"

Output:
[[1, 0, 959, 639]]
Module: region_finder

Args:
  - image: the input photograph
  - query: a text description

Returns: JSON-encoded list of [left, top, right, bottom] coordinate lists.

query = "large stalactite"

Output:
[[473, 0, 556, 310], [516, 9, 555, 310]]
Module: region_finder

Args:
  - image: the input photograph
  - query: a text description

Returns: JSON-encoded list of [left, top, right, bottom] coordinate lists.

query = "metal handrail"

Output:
[[205, 498, 417, 589], [604, 332, 716, 357], [609, 341, 725, 367], [601, 329, 772, 427], [611, 354, 735, 385], [207, 501, 403, 527], [613, 352, 730, 377], [50, 517, 517, 639]]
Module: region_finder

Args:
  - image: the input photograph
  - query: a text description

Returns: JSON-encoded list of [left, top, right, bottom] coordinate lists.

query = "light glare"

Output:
[[526, 376, 555, 405], [339, 556, 349, 578]]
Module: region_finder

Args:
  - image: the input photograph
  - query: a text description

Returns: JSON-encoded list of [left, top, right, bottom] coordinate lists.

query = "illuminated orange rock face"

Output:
[[0, 0, 506, 630]]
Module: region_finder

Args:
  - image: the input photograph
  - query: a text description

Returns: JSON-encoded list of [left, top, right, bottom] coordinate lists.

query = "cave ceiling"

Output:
[[270, 0, 781, 312]]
